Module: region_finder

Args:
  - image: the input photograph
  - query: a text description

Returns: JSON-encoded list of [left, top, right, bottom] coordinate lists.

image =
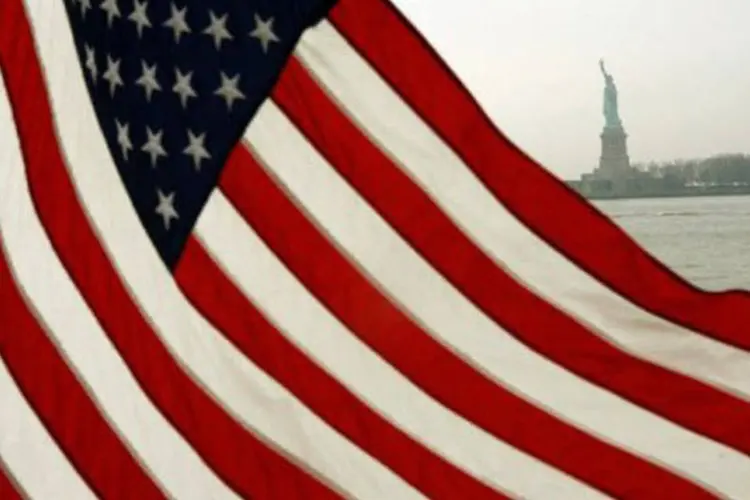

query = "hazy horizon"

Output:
[[392, 0, 750, 179]]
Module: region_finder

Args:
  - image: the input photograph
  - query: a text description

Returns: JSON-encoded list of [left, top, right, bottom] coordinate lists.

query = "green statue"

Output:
[[599, 59, 621, 128]]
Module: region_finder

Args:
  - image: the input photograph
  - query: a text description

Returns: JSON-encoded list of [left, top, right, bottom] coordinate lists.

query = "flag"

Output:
[[0, 0, 748, 498]]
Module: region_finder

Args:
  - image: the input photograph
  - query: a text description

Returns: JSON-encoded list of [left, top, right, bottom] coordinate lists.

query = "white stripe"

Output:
[[0, 356, 94, 500], [0, 42, 240, 500], [245, 100, 750, 498], [197, 191, 607, 500], [25, 1, 423, 498], [297, 19, 750, 405]]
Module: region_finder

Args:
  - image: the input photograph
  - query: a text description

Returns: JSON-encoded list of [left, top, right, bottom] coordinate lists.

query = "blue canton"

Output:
[[63, 0, 336, 268]]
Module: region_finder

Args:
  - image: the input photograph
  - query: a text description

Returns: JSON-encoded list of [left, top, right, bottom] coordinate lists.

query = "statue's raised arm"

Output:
[[599, 59, 609, 78]]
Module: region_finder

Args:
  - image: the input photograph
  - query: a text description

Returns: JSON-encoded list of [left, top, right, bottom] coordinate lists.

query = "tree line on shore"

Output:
[[632, 153, 750, 186]]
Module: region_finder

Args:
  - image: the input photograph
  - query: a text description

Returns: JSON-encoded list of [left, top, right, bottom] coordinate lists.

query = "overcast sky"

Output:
[[391, 0, 750, 178]]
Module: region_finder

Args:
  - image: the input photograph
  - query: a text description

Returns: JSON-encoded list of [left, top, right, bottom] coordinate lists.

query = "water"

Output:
[[594, 196, 750, 291]]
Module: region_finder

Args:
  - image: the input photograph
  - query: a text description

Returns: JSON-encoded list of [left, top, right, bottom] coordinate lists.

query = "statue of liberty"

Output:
[[599, 59, 622, 128]]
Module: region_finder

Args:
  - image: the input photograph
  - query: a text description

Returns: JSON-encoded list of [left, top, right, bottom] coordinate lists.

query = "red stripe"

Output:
[[0, 236, 163, 499], [0, 3, 337, 498], [222, 144, 714, 499], [327, 0, 750, 353], [0, 463, 22, 500], [271, 57, 750, 457], [177, 235, 505, 500]]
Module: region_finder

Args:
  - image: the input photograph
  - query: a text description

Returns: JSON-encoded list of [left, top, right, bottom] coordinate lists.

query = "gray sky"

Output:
[[392, 0, 750, 178]]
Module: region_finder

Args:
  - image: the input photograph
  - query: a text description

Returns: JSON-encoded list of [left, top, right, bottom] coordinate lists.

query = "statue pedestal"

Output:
[[597, 125, 630, 177], [578, 125, 637, 198]]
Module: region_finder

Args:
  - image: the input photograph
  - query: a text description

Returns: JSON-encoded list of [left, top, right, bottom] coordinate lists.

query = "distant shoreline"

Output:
[[567, 184, 750, 201]]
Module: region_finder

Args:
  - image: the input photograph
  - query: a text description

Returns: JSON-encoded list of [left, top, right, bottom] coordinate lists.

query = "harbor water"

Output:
[[595, 195, 750, 291]]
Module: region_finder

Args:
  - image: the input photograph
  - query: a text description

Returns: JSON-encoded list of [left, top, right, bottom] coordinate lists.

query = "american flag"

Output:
[[0, 0, 748, 498]]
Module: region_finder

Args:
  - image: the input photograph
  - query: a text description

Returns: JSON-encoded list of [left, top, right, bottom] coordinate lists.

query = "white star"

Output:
[[128, 0, 151, 38], [202, 10, 233, 50], [136, 60, 161, 101], [102, 55, 123, 96], [141, 127, 167, 166], [163, 3, 190, 43], [79, 0, 92, 17], [214, 72, 245, 111], [99, 0, 121, 27], [183, 130, 211, 171], [249, 14, 280, 53], [84, 45, 97, 82], [115, 119, 133, 160], [155, 189, 179, 230], [172, 68, 197, 108]]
